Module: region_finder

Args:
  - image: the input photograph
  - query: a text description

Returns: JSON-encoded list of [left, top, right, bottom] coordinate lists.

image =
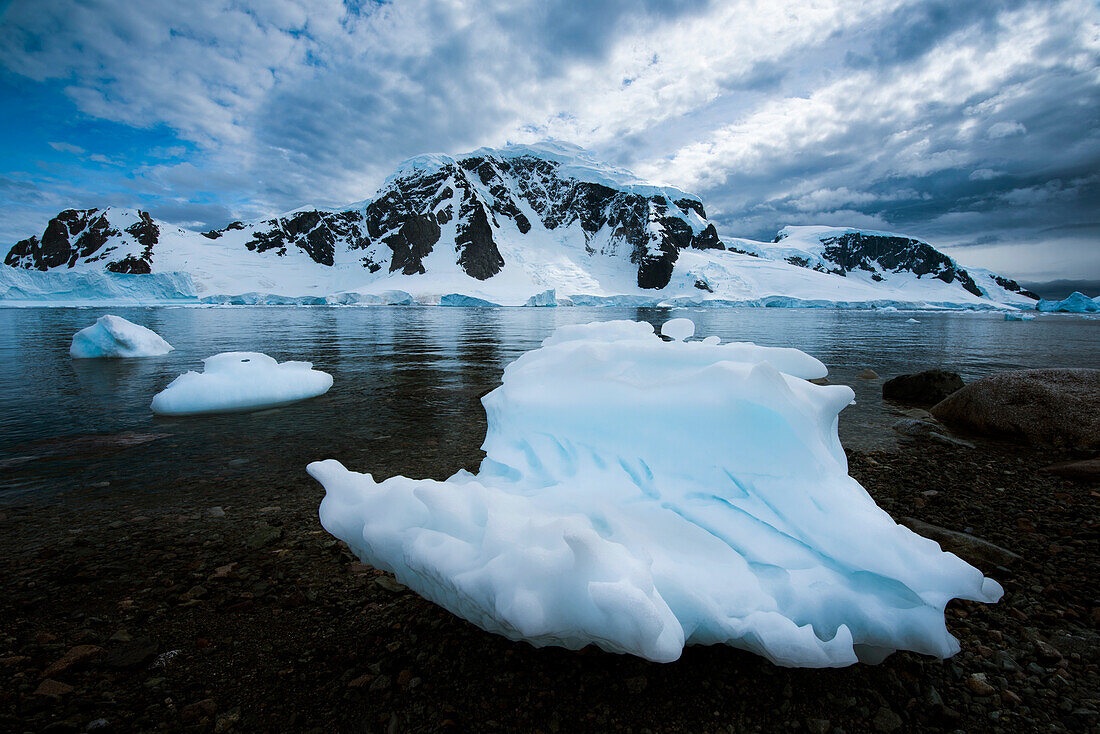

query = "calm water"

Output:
[[1, 306, 1097, 507]]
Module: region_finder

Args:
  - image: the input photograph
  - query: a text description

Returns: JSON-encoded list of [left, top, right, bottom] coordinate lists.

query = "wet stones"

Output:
[[883, 369, 964, 406]]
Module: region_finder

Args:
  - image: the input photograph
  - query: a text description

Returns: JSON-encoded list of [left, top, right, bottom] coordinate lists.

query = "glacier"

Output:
[[308, 319, 1002, 666], [151, 352, 333, 415], [70, 315, 174, 359]]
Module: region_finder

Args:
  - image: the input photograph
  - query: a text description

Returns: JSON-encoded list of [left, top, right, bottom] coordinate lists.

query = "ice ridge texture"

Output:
[[70, 315, 174, 358], [152, 352, 332, 415], [309, 319, 1001, 666]]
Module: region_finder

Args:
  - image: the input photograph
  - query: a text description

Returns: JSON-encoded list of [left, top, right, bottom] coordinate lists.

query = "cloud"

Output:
[[48, 141, 85, 155], [0, 0, 1097, 278], [988, 120, 1026, 138]]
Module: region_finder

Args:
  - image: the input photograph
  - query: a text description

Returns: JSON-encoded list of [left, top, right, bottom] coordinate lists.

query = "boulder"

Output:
[[899, 517, 1021, 568], [931, 369, 1100, 448], [1039, 458, 1100, 483], [883, 369, 964, 406]]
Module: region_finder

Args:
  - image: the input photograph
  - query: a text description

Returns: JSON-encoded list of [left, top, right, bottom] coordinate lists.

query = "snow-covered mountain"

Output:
[[2, 142, 1038, 308]]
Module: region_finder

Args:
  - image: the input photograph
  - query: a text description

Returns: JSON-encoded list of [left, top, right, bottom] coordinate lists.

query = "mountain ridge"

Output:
[[2, 142, 1038, 307]]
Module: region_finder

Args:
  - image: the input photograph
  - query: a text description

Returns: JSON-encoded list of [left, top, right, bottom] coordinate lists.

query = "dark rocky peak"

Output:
[[223, 209, 368, 266], [775, 228, 986, 297], [4, 208, 159, 273], [988, 274, 1039, 300]]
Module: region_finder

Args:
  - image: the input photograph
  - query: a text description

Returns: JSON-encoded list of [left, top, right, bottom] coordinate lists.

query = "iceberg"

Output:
[[309, 319, 1001, 667], [151, 352, 332, 415], [524, 289, 558, 307], [70, 315, 174, 359], [440, 293, 501, 307], [1004, 312, 1036, 321], [1036, 291, 1099, 313]]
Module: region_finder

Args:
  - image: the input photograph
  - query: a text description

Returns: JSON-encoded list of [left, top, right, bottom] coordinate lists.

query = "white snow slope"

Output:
[[309, 319, 1002, 666], [2, 143, 1037, 309]]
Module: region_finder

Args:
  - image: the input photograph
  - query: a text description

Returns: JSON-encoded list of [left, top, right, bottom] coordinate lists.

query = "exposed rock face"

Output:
[[883, 370, 965, 406], [774, 229, 1038, 299], [243, 209, 368, 267], [347, 151, 720, 287], [931, 369, 1100, 448], [5, 208, 160, 274]]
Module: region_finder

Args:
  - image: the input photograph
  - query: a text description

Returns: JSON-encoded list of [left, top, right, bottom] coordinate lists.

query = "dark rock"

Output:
[[776, 229, 985, 297], [966, 673, 996, 696], [891, 419, 975, 448], [180, 698, 217, 722], [871, 706, 902, 732], [931, 369, 1100, 448], [883, 369, 964, 406], [385, 215, 441, 275], [40, 645, 104, 678], [34, 679, 75, 696], [1039, 458, 1100, 482], [101, 639, 158, 670], [899, 517, 1021, 568], [455, 200, 504, 280], [246, 525, 284, 549]]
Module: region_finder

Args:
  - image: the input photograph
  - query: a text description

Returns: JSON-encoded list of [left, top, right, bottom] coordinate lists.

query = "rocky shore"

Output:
[[1, 437, 1097, 733]]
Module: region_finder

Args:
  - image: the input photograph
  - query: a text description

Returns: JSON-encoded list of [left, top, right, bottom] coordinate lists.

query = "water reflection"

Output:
[[0, 306, 1097, 506]]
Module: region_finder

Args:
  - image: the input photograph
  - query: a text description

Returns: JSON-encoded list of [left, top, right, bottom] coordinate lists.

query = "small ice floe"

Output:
[[905, 317, 921, 324], [310, 318, 1001, 668], [151, 352, 332, 416], [70, 315, 173, 358], [1004, 312, 1036, 321]]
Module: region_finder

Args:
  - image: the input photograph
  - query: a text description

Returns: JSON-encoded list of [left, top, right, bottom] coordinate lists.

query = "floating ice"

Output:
[[1004, 312, 1036, 321], [905, 318, 921, 324], [152, 352, 332, 415], [70, 315, 174, 359], [660, 317, 695, 341], [309, 319, 1001, 667], [1036, 291, 1099, 313]]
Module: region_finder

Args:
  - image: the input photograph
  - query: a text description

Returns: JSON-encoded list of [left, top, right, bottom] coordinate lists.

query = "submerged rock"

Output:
[[883, 369, 964, 406], [931, 369, 1100, 448]]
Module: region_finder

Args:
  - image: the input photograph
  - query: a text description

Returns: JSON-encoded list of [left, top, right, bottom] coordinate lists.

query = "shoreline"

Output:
[[1, 439, 1096, 732]]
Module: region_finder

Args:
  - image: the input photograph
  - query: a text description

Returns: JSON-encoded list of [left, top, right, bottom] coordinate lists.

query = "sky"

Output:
[[1, 0, 1098, 283]]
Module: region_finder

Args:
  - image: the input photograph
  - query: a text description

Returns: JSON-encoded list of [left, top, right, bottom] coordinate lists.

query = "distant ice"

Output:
[[1004, 312, 1036, 321], [905, 318, 921, 323], [1036, 291, 1100, 313], [440, 294, 500, 307], [151, 352, 332, 415], [70, 315, 174, 359], [524, 289, 558, 307], [310, 319, 1000, 667]]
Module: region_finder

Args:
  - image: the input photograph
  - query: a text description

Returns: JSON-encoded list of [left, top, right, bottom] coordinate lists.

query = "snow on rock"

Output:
[[151, 352, 332, 415], [70, 315, 174, 359], [1036, 291, 1100, 313], [308, 319, 1001, 667]]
